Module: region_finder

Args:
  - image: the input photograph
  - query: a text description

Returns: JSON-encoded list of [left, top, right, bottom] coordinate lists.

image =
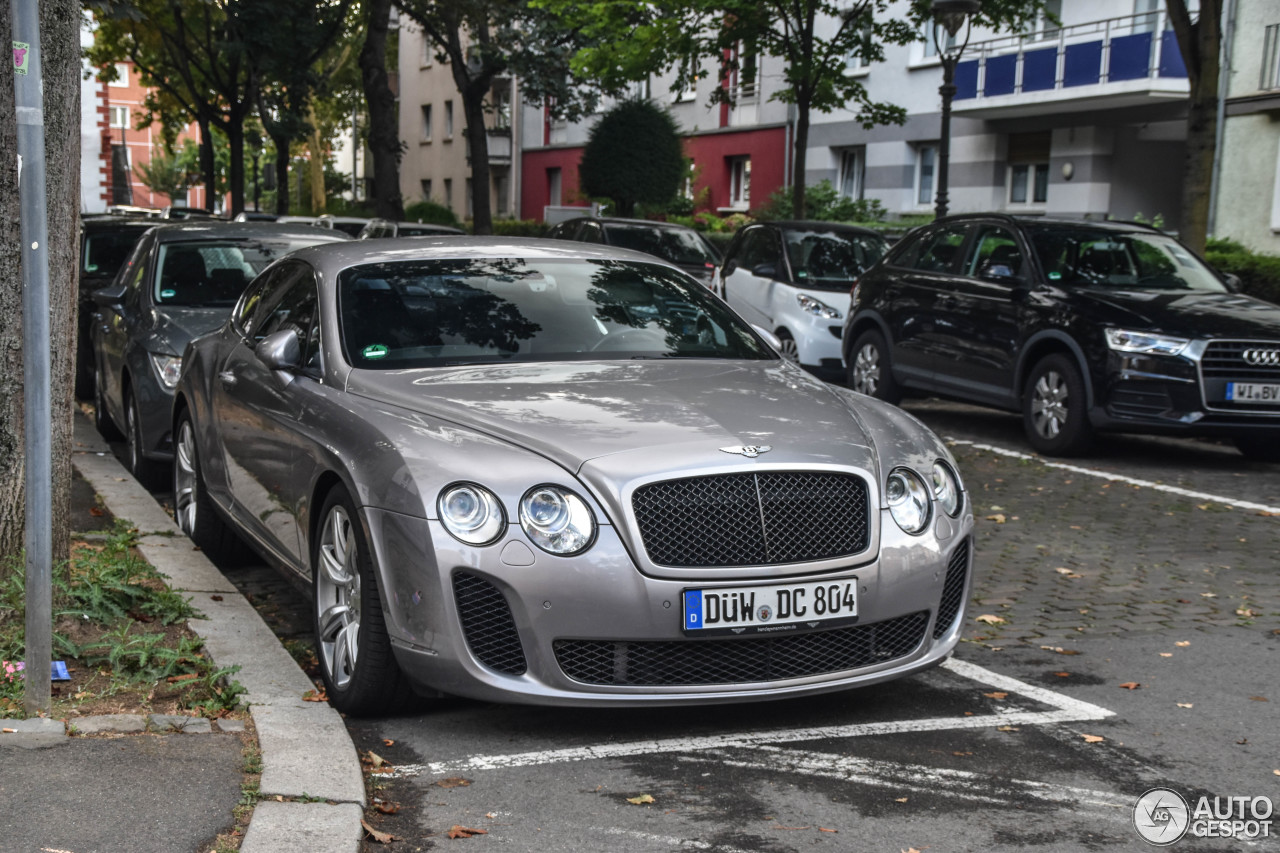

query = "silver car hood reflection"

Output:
[[344, 360, 878, 477]]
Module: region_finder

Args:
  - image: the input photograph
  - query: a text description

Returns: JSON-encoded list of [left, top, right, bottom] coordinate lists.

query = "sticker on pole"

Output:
[[13, 42, 30, 76]]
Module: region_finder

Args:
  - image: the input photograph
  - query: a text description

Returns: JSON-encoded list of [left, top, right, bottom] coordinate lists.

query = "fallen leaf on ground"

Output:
[[435, 777, 471, 788], [903, 847, 923, 853], [626, 794, 655, 805], [302, 689, 327, 702], [1200, 592, 1217, 598], [773, 825, 810, 830], [2, 728, 15, 734], [894, 797, 909, 803], [1040, 645, 1081, 655], [1159, 653, 1173, 658], [1249, 696, 1268, 702], [362, 819, 397, 843], [1177, 703, 1194, 709], [1273, 770, 1279, 776], [166, 673, 199, 683], [975, 614, 1005, 625], [447, 825, 488, 839], [953, 751, 974, 756], [1119, 682, 1141, 690], [363, 751, 386, 768], [1054, 672, 1070, 677], [485, 812, 497, 819], [819, 827, 838, 833], [1237, 739, 1248, 745], [89, 506, 104, 517], [983, 692, 1008, 700], [1236, 608, 1256, 617], [1175, 641, 1190, 646], [997, 725, 1020, 732], [1081, 734, 1105, 743], [985, 514, 1006, 524], [383, 738, 395, 746], [374, 801, 400, 815]]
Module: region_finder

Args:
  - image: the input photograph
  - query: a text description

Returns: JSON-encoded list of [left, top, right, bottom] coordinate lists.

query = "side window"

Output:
[[579, 222, 604, 244], [257, 272, 319, 359], [120, 237, 152, 306], [909, 226, 970, 274], [245, 263, 310, 342], [736, 229, 776, 271], [964, 226, 1023, 278]]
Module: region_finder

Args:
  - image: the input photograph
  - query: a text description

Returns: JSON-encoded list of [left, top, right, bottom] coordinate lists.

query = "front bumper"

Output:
[[364, 507, 974, 707]]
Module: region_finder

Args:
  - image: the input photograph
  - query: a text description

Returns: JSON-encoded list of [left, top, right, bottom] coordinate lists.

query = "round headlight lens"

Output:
[[886, 468, 931, 535], [931, 461, 962, 517], [519, 486, 595, 555], [438, 483, 506, 546]]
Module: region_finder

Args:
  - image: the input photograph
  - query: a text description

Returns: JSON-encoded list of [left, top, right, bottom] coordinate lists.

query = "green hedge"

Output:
[[483, 219, 549, 238], [1205, 239, 1280, 306]]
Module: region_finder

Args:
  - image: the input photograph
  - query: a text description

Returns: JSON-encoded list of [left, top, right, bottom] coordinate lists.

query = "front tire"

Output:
[[173, 411, 251, 564], [313, 485, 413, 716], [847, 329, 902, 404], [1022, 353, 1092, 456], [93, 361, 123, 441], [125, 390, 167, 490]]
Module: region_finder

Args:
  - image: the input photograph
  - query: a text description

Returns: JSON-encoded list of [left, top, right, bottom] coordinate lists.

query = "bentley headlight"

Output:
[[931, 461, 962, 517], [886, 468, 930, 535], [519, 486, 595, 555], [150, 353, 183, 390], [438, 483, 506, 546], [1104, 328, 1189, 356], [796, 293, 842, 319]]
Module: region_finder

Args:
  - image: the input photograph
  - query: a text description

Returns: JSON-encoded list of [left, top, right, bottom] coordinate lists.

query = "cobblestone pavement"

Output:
[[948, 441, 1280, 647]]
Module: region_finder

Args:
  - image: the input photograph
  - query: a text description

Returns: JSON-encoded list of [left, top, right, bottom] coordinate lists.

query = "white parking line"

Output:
[[388, 658, 1113, 779], [949, 438, 1280, 515]]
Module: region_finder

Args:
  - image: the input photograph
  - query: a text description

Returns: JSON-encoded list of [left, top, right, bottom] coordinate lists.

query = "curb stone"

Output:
[[70, 412, 365, 850]]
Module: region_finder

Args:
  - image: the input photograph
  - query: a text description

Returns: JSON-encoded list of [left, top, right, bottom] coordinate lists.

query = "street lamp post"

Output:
[[931, 0, 980, 220], [246, 128, 262, 212]]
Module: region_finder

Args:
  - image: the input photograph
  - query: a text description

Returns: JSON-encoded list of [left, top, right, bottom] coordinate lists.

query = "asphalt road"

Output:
[[105, 398, 1280, 852]]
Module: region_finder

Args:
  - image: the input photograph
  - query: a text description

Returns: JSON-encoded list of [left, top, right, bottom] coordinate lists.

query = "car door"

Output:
[[881, 223, 972, 386], [211, 261, 315, 564], [929, 224, 1028, 407], [94, 234, 155, 428], [721, 226, 782, 330]]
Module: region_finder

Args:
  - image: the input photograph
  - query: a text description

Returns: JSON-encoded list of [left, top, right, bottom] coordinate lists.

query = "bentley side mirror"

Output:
[[256, 328, 302, 373]]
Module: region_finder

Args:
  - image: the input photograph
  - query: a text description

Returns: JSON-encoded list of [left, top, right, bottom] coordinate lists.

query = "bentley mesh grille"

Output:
[[632, 472, 870, 567], [933, 538, 970, 640], [452, 572, 527, 675], [553, 611, 928, 686]]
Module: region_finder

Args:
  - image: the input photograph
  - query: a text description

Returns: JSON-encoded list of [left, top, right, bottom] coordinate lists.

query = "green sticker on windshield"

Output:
[[1048, 271, 1062, 280], [161, 288, 176, 298], [362, 344, 389, 360]]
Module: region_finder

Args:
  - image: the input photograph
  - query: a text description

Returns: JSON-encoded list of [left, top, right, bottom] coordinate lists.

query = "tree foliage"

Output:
[[134, 145, 193, 202], [579, 100, 685, 217]]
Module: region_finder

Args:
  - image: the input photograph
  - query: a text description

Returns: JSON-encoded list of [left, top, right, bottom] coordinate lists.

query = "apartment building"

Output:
[[1213, 0, 1280, 252]]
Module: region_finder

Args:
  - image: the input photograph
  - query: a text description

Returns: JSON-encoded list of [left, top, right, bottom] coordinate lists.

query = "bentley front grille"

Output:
[[453, 571, 527, 675]]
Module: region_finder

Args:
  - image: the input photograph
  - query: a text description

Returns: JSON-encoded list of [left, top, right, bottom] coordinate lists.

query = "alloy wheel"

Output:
[[853, 343, 882, 396], [317, 505, 362, 691], [1030, 370, 1069, 440], [173, 420, 198, 535], [777, 335, 800, 364]]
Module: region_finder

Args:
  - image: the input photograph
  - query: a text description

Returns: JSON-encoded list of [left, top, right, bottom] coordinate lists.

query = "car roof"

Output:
[[559, 216, 702, 232], [81, 215, 157, 234], [935, 213, 1162, 234], [762, 220, 886, 238], [290, 236, 690, 278], [147, 222, 353, 243]]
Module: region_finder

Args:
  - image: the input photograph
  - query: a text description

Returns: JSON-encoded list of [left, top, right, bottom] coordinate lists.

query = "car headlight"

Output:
[[519, 485, 595, 555], [886, 468, 931, 535], [796, 293, 842, 320], [149, 353, 183, 390], [1104, 328, 1190, 356], [438, 483, 506, 546], [931, 461, 962, 517]]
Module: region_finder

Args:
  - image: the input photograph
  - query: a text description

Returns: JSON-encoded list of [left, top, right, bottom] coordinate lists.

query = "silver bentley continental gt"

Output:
[[172, 239, 974, 716]]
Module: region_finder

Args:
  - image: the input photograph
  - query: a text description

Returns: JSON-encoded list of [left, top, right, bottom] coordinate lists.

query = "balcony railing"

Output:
[[954, 10, 1187, 103]]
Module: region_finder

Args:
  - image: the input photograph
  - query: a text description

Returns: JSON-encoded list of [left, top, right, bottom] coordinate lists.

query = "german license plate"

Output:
[[1226, 382, 1280, 403], [682, 579, 858, 637]]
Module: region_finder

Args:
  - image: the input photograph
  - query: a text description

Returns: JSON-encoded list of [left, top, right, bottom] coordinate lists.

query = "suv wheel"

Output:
[[1023, 354, 1092, 456], [848, 329, 902, 404]]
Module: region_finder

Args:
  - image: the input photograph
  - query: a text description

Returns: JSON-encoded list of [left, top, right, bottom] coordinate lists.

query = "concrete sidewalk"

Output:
[[0, 412, 366, 853]]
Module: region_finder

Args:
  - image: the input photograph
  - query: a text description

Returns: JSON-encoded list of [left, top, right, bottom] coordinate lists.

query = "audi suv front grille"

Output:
[[1200, 340, 1280, 412]]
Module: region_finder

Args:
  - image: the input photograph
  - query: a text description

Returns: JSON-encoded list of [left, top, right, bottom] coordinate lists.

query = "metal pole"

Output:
[[935, 57, 956, 220], [12, 0, 53, 715]]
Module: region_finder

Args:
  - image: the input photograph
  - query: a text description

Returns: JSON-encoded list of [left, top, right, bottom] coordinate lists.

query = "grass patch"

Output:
[[0, 519, 245, 719]]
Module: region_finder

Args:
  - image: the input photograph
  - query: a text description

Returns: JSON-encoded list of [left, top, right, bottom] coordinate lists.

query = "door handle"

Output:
[[218, 371, 237, 389]]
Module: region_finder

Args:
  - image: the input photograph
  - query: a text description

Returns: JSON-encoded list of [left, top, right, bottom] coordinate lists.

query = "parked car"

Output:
[[233, 211, 280, 223], [160, 205, 215, 220], [90, 222, 351, 485], [357, 218, 465, 239], [172, 237, 973, 715], [546, 216, 721, 286], [316, 214, 373, 237], [713, 221, 888, 380], [843, 213, 1280, 461], [76, 216, 156, 398]]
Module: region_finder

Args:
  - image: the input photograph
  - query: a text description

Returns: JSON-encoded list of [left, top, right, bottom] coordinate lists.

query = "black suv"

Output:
[[843, 214, 1280, 461]]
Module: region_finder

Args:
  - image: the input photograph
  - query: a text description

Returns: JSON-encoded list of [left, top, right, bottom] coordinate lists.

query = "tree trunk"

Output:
[[198, 116, 216, 212], [0, 0, 24, 557], [0, 0, 78, 561], [225, 112, 245, 217], [463, 92, 493, 234], [308, 102, 326, 213], [271, 132, 291, 215], [1168, 0, 1221, 253], [790, 100, 811, 219], [359, 0, 404, 220]]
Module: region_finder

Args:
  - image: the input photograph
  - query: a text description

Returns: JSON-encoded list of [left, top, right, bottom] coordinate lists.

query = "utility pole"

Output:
[[12, 0, 53, 715]]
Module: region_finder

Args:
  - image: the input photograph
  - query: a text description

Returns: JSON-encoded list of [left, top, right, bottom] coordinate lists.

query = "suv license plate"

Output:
[[682, 579, 858, 637], [1226, 382, 1280, 402]]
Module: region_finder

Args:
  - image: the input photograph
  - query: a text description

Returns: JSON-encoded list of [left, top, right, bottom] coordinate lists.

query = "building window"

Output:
[[1009, 164, 1049, 204], [444, 178, 453, 209], [1024, 0, 1062, 41], [548, 167, 562, 206], [1133, 0, 1161, 34], [420, 179, 432, 200], [674, 62, 699, 102], [420, 36, 433, 67], [494, 171, 510, 216], [628, 77, 652, 100], [729, 157, 751, 209], [915, 144, 937, 206], [109, 106, 130, 129], [444, 101, 454, 139], [922, 25, 957, 59], [492, 86, 512, 130], [420, 104, 432, 141], [838, 148, 864, 200], [844, 14, 874, 74], [733, 42, 758, 99], [110, 63, 130, 87], [1262, 23, 1280, 90]]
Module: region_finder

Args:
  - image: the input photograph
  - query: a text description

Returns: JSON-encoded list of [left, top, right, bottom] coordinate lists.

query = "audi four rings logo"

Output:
[[1242, 348, 1280, 367]]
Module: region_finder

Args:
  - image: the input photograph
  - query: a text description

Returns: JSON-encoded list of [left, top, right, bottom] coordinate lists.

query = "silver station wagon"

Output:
[[172, 239, 974, 715]]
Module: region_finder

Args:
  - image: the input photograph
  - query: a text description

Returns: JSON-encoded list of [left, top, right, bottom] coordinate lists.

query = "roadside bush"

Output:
[[755, 180, 889, 224], [488, 219, 549, 238], [1205, 238, 1280, 306], [405, 199, 461, 228]]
